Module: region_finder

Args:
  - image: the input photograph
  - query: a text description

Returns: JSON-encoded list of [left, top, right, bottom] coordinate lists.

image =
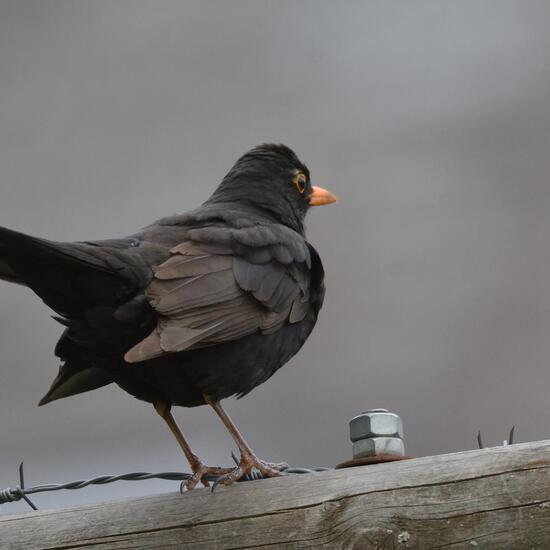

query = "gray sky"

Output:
[[2, 0, 550, 514]]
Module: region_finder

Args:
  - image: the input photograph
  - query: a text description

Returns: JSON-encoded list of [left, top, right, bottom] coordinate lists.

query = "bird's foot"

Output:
[[212, 452, 288, 490], [185, 463, 234, 490]]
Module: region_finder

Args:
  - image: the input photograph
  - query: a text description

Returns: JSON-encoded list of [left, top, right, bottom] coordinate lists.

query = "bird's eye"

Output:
[[293, 172, 307, 194]]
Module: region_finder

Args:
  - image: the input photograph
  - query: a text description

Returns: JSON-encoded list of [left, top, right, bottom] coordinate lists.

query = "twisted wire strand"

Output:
[[0, 487, 22, 503], [0, 464, 329, 511]]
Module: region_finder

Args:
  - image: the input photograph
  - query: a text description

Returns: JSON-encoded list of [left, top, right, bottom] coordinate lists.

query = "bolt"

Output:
[[349, 408, 405, 460], [350, 409, 404, 441], [353, 437, 405, 459]]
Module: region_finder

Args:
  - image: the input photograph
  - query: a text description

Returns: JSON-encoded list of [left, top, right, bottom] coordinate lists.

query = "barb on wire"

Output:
[[477, 426, 516, 449], [508, 425, 515, 446], [1, 459, 329, 511], [0, 462, 38, 511]]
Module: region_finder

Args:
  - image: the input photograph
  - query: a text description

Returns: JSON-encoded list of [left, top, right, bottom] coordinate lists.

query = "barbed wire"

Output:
[[0, 460, 329, 511], [1, 426, 515, 512]]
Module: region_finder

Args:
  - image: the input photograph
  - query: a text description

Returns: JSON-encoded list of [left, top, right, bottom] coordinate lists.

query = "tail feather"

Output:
[[0, 225, 134, 315], [38, 361, 115, 405], [0, 225, 147, 404], [0, 257, 24, 285]]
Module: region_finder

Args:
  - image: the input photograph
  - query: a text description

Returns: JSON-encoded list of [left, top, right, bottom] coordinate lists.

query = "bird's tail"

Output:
[[0, 227, 28, 285], [0, 225, 130, 404], [0, 225, 128, 315]]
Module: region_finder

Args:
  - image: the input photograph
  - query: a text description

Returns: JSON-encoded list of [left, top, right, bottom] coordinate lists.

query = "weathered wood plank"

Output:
[[1, 440, 549, 549]]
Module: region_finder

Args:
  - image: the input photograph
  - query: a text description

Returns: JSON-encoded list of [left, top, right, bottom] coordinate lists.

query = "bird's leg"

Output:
[[153, 401, 232, 490], [205, 397, 288, 487]]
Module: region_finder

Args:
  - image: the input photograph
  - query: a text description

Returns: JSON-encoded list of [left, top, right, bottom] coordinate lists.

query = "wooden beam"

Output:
[[1, 440, 550, 549]]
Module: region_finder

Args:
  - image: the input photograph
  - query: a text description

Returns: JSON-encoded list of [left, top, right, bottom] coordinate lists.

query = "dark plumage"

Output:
[[0, 144, 336, 487]]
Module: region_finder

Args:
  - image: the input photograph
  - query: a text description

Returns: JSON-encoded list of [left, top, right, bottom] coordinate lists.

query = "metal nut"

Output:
[[350, 408, 403, 441], [352, 436, 405, 459]]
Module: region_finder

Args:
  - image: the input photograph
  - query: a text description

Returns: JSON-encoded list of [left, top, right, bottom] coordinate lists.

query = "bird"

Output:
[[0, 143, 336, 488]]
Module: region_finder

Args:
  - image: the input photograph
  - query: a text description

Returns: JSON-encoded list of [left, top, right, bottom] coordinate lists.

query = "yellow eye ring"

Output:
[[293, 172, 307, 194]]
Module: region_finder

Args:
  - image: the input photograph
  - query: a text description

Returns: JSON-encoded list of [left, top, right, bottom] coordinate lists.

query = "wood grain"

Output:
[[1, 440, 549, 549]]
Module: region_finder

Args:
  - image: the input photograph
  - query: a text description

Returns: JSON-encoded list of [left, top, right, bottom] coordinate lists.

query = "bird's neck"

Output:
[[203, 196, 305, 236]]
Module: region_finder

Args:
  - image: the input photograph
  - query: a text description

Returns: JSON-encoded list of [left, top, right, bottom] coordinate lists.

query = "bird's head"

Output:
[[205, 144, 336, 234]]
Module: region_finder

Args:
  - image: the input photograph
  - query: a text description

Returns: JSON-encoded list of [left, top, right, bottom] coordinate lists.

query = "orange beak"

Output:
[[309, 186, 338, 206]]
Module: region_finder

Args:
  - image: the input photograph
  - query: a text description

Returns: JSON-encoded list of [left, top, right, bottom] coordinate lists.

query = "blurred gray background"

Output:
[[2, 0, 550, 514]]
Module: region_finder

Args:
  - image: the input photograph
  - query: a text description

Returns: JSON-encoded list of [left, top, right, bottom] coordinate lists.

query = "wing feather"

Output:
[[159, 321, 225, 352], [125, 235, 311, 363], [153, 254, 232, 279]]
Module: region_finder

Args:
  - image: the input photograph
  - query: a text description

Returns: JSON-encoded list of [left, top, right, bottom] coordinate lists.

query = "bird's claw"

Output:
[[212, 453, 288, 491], [183, 464, 234, 490]]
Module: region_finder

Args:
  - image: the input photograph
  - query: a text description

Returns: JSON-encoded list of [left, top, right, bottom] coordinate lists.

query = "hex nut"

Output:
[[352, 437, 405, 459], [350, 409, 403, 442]]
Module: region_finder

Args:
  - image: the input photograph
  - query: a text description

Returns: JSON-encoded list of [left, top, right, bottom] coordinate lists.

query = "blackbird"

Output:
[[0, 144, 336, 488]]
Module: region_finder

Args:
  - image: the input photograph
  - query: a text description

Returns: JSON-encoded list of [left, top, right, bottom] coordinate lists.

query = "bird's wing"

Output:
[[124, 225, 312, 363]]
